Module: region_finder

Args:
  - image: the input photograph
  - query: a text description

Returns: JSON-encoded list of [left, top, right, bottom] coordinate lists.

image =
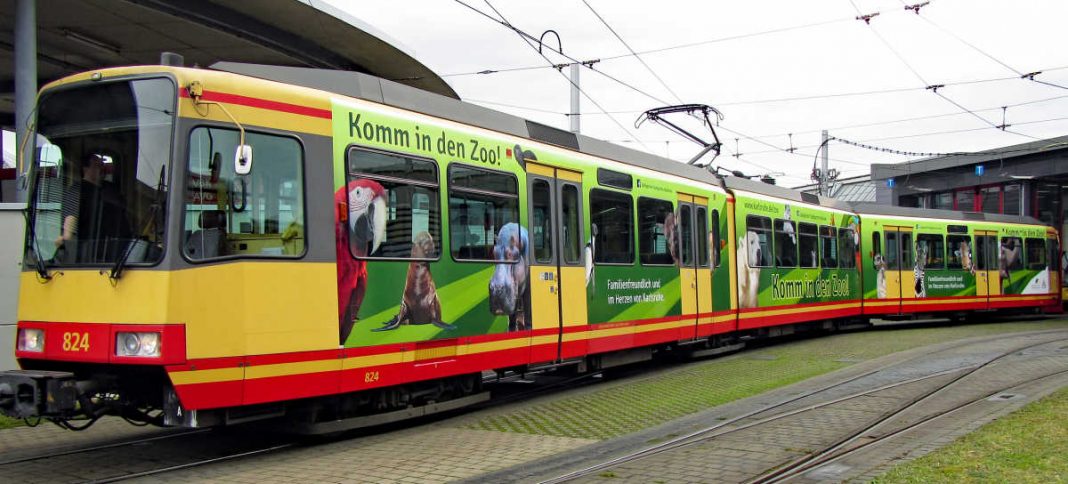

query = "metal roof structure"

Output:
[[850, 202, 1045, 226], [0, 0, 458, 128], [796, 174, 877, 203], [870, 134, 1068, 182]]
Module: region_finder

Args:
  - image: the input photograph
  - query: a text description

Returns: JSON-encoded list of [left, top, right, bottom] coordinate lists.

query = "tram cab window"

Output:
[[947, 234, 971, 270], [774, 219, 797, 267], [1026, 238, 1046, 270], [820, 226, 838, 268], [798, 223, 818, 268], [184, 127, 305, 260], [448, 164, 518, 261], [591, 189, 633, 264], [745, 215, 773, 268], [638, 197, 675, 265], [346, 147, 440, 260], [916, 234, 945, 270]]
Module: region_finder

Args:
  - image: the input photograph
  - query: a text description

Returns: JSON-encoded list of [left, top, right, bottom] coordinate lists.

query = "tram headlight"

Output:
[[17, 328, 44, 352], [115, 332, 161, 357]]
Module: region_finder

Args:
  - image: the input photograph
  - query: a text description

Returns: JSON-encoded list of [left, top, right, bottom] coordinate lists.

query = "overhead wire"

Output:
[[896, 0, 1068, 93], [581, 1, 785, 176], [472, 82, 1068, 137], [580, 0, 684, 103], [458, 0, 1067, 180], [440, 14, 856, 78], [742, 113, 1068, 156], [847, 0, 1039, 140], [460, 0, 651, 150]]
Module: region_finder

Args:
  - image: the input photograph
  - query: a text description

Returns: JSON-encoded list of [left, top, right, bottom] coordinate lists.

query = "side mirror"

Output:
[[234, 144, 252, 175]]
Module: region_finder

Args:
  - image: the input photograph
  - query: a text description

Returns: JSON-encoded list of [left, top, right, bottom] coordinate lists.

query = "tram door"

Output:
[[884, 226, 915, 313], [527, 163, 587, 362], [974, 231, 1001, 303], [677, 195, 711, 340]]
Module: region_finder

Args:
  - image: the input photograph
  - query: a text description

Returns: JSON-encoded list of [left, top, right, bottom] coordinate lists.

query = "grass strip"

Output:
[[0, 415, 24, 430], [875, 386, 1068, 483]]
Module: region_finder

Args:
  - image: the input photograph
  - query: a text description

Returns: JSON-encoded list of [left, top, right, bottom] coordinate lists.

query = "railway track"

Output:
[[4, 326, 1066, 483], [0, 369, 609, 483], [0, 428, 208, 466], [538, 331, 1068, 483], [753, 366, 1068, 483]]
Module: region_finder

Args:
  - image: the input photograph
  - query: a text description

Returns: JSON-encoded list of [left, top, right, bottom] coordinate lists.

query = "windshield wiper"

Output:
[[24, 208, 52, 281], [110, 166, 165, 282]]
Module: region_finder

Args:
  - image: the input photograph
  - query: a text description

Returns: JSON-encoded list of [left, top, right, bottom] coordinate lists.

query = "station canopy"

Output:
[[0, 0, 458, 127]]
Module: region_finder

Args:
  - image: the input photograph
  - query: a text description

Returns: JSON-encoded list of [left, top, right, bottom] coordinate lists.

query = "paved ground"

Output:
[[1, 320, 1066, 483]]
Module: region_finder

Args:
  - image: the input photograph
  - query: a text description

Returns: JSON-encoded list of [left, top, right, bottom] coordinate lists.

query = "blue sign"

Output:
[[975, 164, 985, 176], [886, 178, 895, 188]]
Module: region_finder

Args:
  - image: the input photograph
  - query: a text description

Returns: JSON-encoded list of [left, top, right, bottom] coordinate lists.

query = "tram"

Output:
[[0, 62, 1058, 431]]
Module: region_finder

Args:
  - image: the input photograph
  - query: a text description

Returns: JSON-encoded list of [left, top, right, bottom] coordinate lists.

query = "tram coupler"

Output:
[[0, 370, 78, 419]]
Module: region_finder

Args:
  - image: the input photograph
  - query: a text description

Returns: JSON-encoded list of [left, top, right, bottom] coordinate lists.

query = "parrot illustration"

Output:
[[336, 178, 387, 344]]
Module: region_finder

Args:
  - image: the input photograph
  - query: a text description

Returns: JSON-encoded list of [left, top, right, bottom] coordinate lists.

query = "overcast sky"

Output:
[[325, 0, 1068, 187]]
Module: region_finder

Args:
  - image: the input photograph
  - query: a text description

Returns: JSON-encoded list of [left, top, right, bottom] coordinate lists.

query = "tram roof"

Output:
[[0, 0, 457, 127], [850, 202, 1046, 227], [212, 62, 858, 213]]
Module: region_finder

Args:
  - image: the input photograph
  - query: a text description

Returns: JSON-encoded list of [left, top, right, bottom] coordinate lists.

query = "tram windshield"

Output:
[[26, 78, 174, 268]]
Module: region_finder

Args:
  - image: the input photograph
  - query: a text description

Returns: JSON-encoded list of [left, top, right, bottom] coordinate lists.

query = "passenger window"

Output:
[[774, 219, 797, 267], [680, 205, 695, 267], [798, 223, 818, 268], [530, 179, 553, 264], [710, 209, 721, 267], [184, 127, 305, 260], [1001, 237, 1023, 272], [947, 234, 971, 270], [637, 197, 675, 265], [561, 184, 582, 265], [916, 234, 945, 270], [901, 233, 914, 268], [838, 228, 856, 269], [885, 232, 899, 270], [872, 231, 882, 268], [1047, 238, 1059, 274], [820, 226, 838, 269], [1026, 238, 1046, 270], [346, 147, 440, 260], [976, 236, 989, 271], [449, 164, 519, 261], [745, 215, 773, 267], [696, 207, 709, 268], [591, 189, 633, 264]]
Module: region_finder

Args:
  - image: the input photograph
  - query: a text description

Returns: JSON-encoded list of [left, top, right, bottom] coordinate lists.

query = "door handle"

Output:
[[550, 285, 556, 294]]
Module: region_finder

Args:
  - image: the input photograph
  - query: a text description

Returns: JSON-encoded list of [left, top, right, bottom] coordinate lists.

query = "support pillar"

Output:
[[15, 0, 37, 203]]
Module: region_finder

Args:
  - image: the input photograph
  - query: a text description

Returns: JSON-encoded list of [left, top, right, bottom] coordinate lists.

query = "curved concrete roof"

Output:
[[0, 0, 457, 126]]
